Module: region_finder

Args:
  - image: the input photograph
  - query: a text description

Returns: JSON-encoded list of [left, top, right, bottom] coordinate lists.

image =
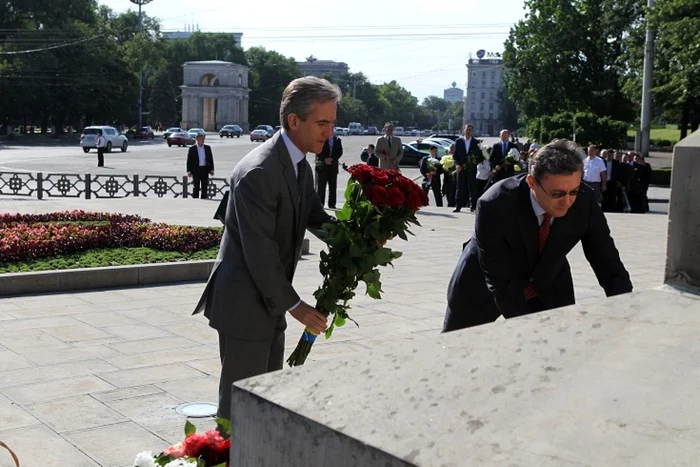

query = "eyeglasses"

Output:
[[535, 178, 581, 199]]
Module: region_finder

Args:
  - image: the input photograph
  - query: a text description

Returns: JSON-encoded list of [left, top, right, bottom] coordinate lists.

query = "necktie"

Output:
[[523, 213, 552, 301], [502, 142, 506, 156], [387, 137, 391, 149], [297, 160, 306, 190]]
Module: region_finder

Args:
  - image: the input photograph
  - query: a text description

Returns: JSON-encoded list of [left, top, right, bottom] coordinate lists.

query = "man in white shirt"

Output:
[[95, 130, 106, 167], [186, 132, 215, 199], [583, 144, 607, 205]]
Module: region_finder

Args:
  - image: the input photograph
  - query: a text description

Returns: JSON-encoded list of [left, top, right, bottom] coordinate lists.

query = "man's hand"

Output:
[[209, 171, 215, 176], [601, 184, 607, 192], [289, 302, 327, 335], [187, 172, 192, 178], [324, 157, 333, 165], [456, 164, 464, 172]]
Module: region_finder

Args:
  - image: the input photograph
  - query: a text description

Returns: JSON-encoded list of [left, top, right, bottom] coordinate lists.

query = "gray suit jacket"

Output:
[[193, 132, 333, 341], [374, 135, 403, 170]]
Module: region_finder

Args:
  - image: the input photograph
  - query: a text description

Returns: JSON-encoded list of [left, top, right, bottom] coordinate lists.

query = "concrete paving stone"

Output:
[[371, 302, 440, 320], [0, 358, 116, 389], [103, 345, 213, 370], [91, 385, 164, 403], [72, 311, 145, 328], [116, 306, 193, 326], [159, 320, 218, 346], [69, 336, 128, 348], [3, 303, 102, 319], [0, 329, 73, 354], [3, 295, 91, 309], [3, 375, 116, 405], [96, 363, 206, 388], [0, 425, 99, 467], [155, 375, 219, 404], [183, 357, 221, 377], [0, 393, 41, 432], [96, 299, 159, 312], [358, 333, 429, 349], [305, 341, 372, 362], [101, 323, 172, 341], [0, 301, 22, 313], [42, 322, 113, 343], [106, 335, 200, 355], [0, 314, 84, 331], [64, 421, 169, 467], [21, 344, 119, 366], [113, 287, 173, 300], [0, 350, 34, 371], [103, 392, 187, 436], [355, 317, 443, 338], [0, 310, 14, 321], [76, 290, 133, 304], [25, 394, 127, 433]]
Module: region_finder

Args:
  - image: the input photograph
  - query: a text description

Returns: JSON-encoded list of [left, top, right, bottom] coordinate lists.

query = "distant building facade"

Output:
[[443, 82, 464, 103], [296, 56, 349, 80], [164, 27, 243, 48], [463, 51, 505, 136]]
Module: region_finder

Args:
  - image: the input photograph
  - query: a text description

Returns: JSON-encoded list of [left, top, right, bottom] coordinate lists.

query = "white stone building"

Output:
[[463, 53, 505, 136], [443, 82, 464, 103]]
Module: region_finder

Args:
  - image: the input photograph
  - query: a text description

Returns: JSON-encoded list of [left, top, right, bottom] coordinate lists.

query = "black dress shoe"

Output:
[[453, 208, 461, 213]]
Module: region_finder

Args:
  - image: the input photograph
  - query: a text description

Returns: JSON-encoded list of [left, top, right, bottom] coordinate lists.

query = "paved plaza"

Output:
[[0, 192, 670, 466]]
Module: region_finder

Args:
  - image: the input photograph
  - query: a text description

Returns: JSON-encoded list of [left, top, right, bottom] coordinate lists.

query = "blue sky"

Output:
[[101, 0, 526, 101]]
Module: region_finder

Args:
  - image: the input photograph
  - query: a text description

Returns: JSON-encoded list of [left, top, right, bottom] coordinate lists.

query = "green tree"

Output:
[[245, 47, 300, 126], [148, 70, 179, 127], [337, 96, 367, 126], [422, 96, 448, 113], [377, 81, 418, 126]]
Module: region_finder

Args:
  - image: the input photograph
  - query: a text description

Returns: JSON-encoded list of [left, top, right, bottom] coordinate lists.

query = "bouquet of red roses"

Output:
[[286, 164, 428, 367]]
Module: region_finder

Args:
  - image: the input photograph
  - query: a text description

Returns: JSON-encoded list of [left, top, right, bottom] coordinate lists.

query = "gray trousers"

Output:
[[217, 317, 286, 419]]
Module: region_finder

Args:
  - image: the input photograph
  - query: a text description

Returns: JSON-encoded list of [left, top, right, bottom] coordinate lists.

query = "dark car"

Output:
[[134, 126, 154, 139], [164, 127, 185, 139], [219, 124, 242, 138], [400, 144, 430, 167], [167, 132, 195, 147]]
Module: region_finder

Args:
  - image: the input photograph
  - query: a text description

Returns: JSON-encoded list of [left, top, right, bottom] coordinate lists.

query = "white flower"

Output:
[[133, 451, 157, 467], [164, 460, 197, 467]]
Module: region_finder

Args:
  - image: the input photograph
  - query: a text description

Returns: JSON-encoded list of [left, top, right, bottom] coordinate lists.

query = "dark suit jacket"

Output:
[[186, 144, 214, 173], [444, 174, 632, 332], [490, 140, 517, 167], [605, 159, 620, 184], [193, 132, 333, 340], [315, 136, 343, 171], [453, 136, 482, 169]]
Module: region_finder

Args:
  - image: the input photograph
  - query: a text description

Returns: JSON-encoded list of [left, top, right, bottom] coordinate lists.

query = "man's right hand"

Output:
[[289, 302, 328, 335], [456, 165, 464, 172], [187, 172, 192, 178]]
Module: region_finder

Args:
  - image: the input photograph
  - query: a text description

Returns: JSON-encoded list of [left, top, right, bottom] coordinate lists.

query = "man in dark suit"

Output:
[[186, 133, 215, 199], [490, 129, 518, 169], [192, 76, 339, 419], [452, 123, 483, 212], [443, 138, 632, 332], [315, 135, 343, 208], [602, 149, 621, 212]]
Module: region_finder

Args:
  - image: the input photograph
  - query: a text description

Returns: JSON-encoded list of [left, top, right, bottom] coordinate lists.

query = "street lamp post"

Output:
[[130, 0, 154, 130]]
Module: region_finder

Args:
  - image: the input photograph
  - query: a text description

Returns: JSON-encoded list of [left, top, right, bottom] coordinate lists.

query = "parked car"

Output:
[[274, 126, 281, 133], [394, 126, 405, 136], [409, 140, 448, 157], [167, 132, 195, 147], [255, 125, 275, 137], [348, 122, 363, 135], [429, 133, 460, 142], [80, 126, 128, 153], [164, 127, 185, 139], [134, 126, 154, 139], [187, 128, 205, 138], [250, 129, 270, 142], [334, 127, 349, 136], [219, 124, 242, 138], [423, 138, 454, 148], [400, 144, 429, 167], [365, 126, 379, 135]]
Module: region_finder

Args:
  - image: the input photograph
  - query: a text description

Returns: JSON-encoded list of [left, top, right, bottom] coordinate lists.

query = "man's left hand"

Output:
[[210, 171, 215, 176], [324, 158, 333, 165]]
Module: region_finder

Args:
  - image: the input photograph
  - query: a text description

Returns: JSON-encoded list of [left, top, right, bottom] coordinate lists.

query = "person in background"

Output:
[[374, 122, 403, 170], [95, 129, 106, 167], [187, 132, 215, 199], [315, 134, 343, 209], [361, 144, 378, 167], [420, 146, 443, 207]]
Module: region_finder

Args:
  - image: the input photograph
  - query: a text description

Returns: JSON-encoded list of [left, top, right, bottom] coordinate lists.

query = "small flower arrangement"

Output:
[[134, 419, 230, 467], [440, 155, 456, 173]]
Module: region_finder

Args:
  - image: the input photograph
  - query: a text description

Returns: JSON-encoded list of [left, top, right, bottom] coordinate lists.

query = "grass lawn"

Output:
[[627, 124, 681, 143], [0, 246, 219, 273]]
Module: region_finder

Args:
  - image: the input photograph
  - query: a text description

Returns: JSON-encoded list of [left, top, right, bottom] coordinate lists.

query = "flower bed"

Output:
[[0, 210, 221, 265]]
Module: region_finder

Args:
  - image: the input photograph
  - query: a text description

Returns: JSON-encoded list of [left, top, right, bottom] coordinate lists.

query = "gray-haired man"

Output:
[[193, 76, 339, 419], [444, 139, 632, 332]]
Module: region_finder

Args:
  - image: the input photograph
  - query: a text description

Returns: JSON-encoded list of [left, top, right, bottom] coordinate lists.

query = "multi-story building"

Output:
[[463, 51, 505, 136], [163, 26, 243, 48], [444, 82, 464, 103], [296, 57, 349, 80]]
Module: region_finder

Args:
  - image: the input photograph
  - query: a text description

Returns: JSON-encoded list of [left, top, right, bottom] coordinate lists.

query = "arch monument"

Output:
[[180, 60, 250, 132]]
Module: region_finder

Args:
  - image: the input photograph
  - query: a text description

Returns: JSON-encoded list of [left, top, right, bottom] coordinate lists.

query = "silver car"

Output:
[[80, 126, 128, 153]]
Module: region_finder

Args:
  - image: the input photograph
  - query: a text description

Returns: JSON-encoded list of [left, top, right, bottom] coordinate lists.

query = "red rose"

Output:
[[372, 170, 390, 186], [380, 149, 387, 155], [365, 185, 391, 207], [405, 189, 424, 211], [347, 164, 372, 184], [386, 186, 405, 206]]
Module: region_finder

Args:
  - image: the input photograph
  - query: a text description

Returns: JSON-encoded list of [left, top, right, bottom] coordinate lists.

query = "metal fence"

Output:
[[0, 171, 230, 200]]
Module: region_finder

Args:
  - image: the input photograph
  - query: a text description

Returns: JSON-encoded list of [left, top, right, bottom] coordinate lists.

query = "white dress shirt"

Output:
[[196, 144, 206, 166], [96, 136, 105, 148], [464, 136, 472, 152], [583, 156, 606, 182]]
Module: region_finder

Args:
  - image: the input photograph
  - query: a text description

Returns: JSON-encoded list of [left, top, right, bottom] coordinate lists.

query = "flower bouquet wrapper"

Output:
[[286, 164, 428, 367]]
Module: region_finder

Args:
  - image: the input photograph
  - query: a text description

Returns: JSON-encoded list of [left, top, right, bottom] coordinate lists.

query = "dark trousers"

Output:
[[315, 164, 338, 208], [192, 167, 209, 199], [97, 148, 105, 167], [455, 169, 477, 210], [217, 320, 285, 419], [475, 178, 489, 204], [422, 176, 443, 207]]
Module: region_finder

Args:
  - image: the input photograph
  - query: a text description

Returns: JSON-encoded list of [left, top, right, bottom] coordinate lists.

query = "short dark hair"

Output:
[[368, 144, 375, 149], [529, 139, 584, 181], [279, 76, 342, 130]]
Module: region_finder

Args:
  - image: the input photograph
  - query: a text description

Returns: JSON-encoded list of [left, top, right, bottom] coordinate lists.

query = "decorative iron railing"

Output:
[[0, 171, 230, 200]]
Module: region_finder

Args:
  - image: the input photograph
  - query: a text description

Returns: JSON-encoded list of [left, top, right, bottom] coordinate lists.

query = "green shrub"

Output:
[[651, 167, 672, 186], [526, 111, 628, 148]]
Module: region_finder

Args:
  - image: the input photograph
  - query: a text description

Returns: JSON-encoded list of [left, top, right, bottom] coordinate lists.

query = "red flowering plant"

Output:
[[287, 164, 428, 366], [133, 419, 230, 467]]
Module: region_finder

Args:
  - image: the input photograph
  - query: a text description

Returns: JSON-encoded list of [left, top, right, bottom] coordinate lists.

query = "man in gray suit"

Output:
[[374, 122, 403, 170], [193, 76, 340, 419]]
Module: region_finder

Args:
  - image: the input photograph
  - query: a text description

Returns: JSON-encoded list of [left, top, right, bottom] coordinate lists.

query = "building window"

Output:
[[471, 113, 476, 119], [480, 103, 485, 110], [238, 74, 243, 86], [481, 92, 485, 99], [489, 113, 494, 120], [489, 103, 493, 110]]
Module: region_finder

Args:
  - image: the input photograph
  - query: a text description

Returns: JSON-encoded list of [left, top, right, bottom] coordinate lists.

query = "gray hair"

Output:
[[280, 76, 342, 130], [529, 139, 584, 181]]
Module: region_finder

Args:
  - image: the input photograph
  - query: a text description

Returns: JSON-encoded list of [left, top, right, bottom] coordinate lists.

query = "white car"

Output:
[[187, 128, 205, 138], [394, 126, 405, 136], [80, 126, 128, 153], [334, 127, 349, 136]]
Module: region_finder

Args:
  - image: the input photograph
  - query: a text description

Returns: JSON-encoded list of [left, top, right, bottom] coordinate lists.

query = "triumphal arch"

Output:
[[180, 60, 250, 131]]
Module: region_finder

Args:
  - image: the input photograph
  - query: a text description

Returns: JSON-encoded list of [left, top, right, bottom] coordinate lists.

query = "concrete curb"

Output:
[[0, 239, 310, 297]]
